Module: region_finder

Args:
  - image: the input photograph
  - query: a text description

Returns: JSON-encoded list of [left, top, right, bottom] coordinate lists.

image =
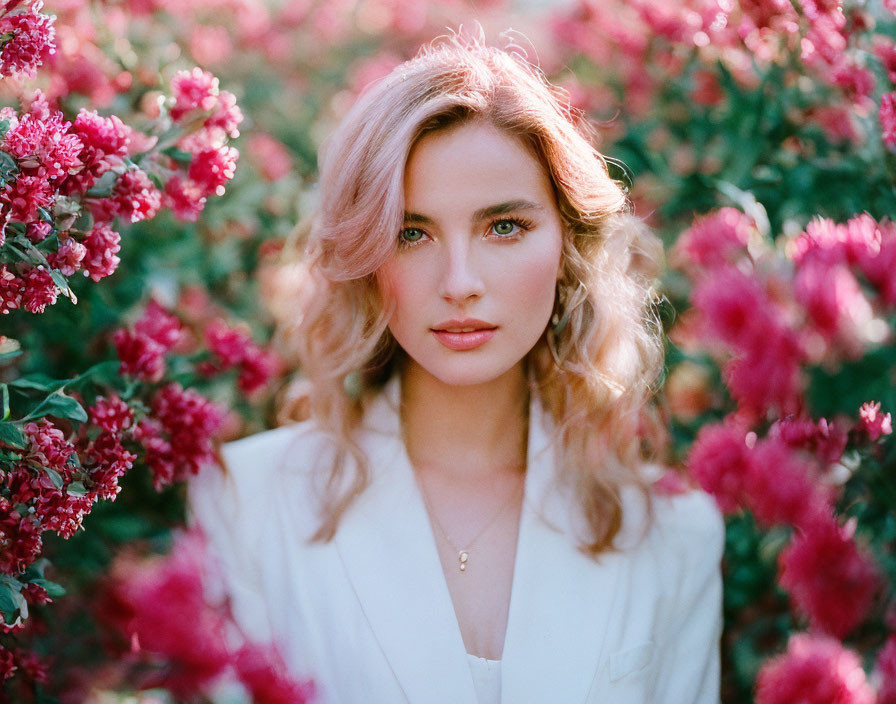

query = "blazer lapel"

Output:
[[500, 390, 624, 704], [333, 377, 479, 704]]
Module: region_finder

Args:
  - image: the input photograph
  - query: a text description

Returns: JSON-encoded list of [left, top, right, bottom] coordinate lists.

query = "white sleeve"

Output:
[[186, 443, 275, 645], [654, 491, 725, 704]]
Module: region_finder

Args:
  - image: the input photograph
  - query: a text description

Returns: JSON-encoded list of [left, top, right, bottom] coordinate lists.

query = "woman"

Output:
[[188, 32, 724, 704]]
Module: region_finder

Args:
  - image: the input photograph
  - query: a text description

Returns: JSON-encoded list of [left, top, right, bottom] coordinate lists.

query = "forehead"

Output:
[[403, 121, 554, 214]]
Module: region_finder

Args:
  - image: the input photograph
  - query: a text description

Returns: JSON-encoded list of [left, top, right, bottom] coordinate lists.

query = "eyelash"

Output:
[[397, 217, 536, 250]]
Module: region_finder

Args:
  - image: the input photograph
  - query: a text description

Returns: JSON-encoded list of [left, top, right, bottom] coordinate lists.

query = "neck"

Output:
[[399, 360, 530, 482]]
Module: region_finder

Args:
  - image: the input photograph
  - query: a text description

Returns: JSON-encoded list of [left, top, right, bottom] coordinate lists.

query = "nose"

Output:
[[438, 238, 485, 304]]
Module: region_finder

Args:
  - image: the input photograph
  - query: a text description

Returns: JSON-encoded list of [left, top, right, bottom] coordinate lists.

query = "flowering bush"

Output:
[[0, 0, 893, 700]]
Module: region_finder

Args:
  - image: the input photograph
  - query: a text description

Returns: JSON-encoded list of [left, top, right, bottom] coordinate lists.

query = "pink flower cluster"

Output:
[[200, 318, 282, 395], [134, 382, 224, 490], [103, 530, 315, 702], [756, 633, 874, 704], [0, 0, 56, 79], [0, 408, 139, 579], [162, 68, 243, 221], [0, 66, 243, 316], [113, 299, 183, 382]]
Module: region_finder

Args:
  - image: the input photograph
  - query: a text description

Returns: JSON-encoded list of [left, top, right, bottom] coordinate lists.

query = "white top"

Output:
[[187, 373, 724, 703], [467, 654, 501, 704]]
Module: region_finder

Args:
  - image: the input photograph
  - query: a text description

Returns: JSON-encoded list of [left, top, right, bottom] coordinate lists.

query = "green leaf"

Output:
[[37, 206, 53, 224], [162, 146, 194, 165], [1, 383, 8, 421], [66, 481, 86, 496], [49, 270, 77, 304], [42, 466, 63, 490], [0, 422, 25, 449], [10, 373, 68, 393], [0, 575, 22, 625], [22, 388, 88, 423], [29, 578, 65, 598]]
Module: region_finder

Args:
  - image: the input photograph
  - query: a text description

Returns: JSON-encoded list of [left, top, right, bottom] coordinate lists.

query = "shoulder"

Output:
[[618, 483, 725, 573], [187, 419, 333, 540]]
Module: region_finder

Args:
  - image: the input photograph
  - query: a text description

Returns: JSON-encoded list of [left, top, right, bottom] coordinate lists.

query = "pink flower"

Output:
[[1, 174, 53, 223], [770, 415, 846, 464], [108, 168, 161, 223], [673, 208, 754, 272], [203, 90, 242, 139], [874, 37, 896, 84], [102, 530, 232, 696], [0, 264, 24, 314], [877, 636, 896, 704], [692, 266, 770, 350], [164, 175, 206, 222], [84, 430, 136, 501], [134, 299, 183, 351], [246, 133, 292, 182], [140, 383, 224, 488], [687, 421, 751, 513], [25, 418, 75, 468], [20, 265, 58, 313], [80, 222, 121, 282], [88, 394, 134, 434], [743, 437, 829, 528], [723, 327, 804, 417], [0, 1, 56, 79], [3, 109, 82, 184], [187, 146, 238, 197], [235, 644, 316, 704], [756, 633, 873, 704], [112, 329, 166, 382], [858, 401, 892, 441], [237, 347, 281, 394], [47, 238, 86, 276], [793, 257, 871, 347], [0, 497, 43, 575], [169, 68, 220, 121], [881, 93, 896, 148], [0, 645, 15, 681], [62, 109, 132, 195], [779, 513, 879, 638]]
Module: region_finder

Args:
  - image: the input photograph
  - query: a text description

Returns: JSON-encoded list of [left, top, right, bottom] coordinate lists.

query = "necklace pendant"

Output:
[[458, 550, 469, 572]]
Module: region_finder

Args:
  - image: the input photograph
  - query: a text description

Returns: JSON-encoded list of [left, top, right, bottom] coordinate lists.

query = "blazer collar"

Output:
[[333, 374, 624, 704]]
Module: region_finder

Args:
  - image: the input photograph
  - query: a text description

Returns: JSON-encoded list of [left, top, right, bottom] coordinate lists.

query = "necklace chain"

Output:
[[414, 467, 525, 573]]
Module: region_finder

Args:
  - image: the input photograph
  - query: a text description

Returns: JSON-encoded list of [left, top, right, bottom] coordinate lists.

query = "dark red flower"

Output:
[[112, 329, 166, 382]]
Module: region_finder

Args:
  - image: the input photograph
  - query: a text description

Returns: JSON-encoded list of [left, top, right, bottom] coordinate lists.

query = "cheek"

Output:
[[376, 261, 420, 327]]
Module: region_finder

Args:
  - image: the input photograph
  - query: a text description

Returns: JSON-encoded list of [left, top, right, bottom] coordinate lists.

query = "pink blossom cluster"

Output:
[[756, 633, 874, 704], [200, 318, 282, 394], [0, 0, 56, 79], [134, 382, 225, 490], [0, 406, 139, 581], [0, 66, 243, 316], [113, 298, 184, 382], [103, 530, 315, 702], [162, 68, 243, 221], [680, 207, 894, 645], [0, 643, 47, 687], [549, 0, 879, 123]]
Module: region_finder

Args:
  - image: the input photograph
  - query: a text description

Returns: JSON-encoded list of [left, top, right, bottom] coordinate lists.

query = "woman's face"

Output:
[[376, 120, 565, 387]]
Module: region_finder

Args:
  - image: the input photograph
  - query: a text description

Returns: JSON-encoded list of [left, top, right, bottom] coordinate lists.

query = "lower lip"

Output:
[[431, 328, 497, 351]]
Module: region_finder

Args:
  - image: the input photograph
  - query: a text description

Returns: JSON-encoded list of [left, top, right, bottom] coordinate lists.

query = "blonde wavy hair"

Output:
[[272, 30, 666, 556]]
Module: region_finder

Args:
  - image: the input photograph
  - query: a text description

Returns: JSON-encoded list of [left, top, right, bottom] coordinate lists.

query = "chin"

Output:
[[412, 352, 524, 388]]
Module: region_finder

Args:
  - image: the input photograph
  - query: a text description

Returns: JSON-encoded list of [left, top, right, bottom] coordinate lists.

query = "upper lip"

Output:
[[432, 318, 497, 332]]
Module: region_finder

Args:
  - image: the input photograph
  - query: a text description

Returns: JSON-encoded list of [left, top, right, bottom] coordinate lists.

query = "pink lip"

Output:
[[432, 328, 497, 351]]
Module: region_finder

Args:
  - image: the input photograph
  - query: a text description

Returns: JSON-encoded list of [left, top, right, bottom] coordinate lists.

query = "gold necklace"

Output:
[[414, 468, 525, 573]]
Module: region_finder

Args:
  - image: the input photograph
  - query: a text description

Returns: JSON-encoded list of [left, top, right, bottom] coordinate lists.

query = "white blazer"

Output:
[[187, 375, 724, 704]]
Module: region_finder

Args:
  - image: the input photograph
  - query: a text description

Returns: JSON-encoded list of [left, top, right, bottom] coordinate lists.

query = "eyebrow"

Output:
[[403, 199, 545, 225]]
